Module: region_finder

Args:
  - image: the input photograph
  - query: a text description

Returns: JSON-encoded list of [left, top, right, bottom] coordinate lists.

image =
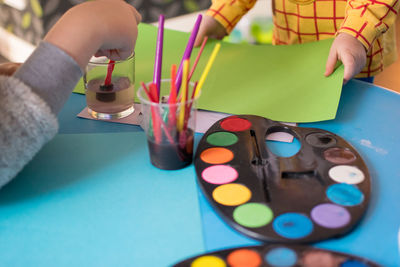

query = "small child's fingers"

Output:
[[128, 4, 142, 24], [325, 49, 338, 77], [0, 62, 21, 76], [110, 49, 133, 61], [94, 49, 123, 61], [108, 49, 121, 61], [94, 50, 112, 58], [195, 16, 227, 47], [194, 35, 204, 47], [94, 50, 106, 58], [194, 26, 207, 47], [340, 51, 357, 84], [194, 20, 207, 47]]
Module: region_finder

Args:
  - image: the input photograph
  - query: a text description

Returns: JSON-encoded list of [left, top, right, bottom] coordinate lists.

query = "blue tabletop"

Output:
[[8, 79, 400, 266]]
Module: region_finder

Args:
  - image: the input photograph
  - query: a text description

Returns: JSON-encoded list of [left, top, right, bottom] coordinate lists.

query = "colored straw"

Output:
[[188, 36, 208, 81], [104, 60, 115, 85], [168, 64, 177, 104], [141, 82, 161, 143], [146, 82, 175, 144], [143, 103, 175, 145], [194, 43, 221, 98], [183, 81, 198, 132], [153, 14, 165, 98], [168, 64, 178, 128], [175, 14, 202, 93], [177, 59, 190, 132], [188, 81, 198, 110], [141, 81, 155, 102], [149, 82, 159, 102], [179, 82, 197, 148], [149, 83, 163, 143]]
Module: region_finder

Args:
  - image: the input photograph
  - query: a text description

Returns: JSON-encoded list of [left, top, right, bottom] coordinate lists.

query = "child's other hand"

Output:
[[0, 62, 21, 76], [194, 15, 227, 47], [44, 0, 141, 69], [325, 33, 367, 84]]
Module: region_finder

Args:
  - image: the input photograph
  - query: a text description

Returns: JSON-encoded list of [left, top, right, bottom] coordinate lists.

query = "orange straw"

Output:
[[168, 64, 178, 129], [188, 36, 208, 80]]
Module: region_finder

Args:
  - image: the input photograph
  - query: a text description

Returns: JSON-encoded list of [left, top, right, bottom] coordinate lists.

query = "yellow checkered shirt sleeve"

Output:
[[206, 0, 400, 77]]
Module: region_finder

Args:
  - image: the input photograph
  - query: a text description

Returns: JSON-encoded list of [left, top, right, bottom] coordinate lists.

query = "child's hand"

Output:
[[44, 0, 141, 69], [194, 16, 227, 47], [325, 33, 367, 84], [0, 62, 21, 76]]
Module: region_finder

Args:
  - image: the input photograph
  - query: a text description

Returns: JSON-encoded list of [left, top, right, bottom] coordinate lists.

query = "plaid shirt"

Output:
[[206, 0, 399, 77]]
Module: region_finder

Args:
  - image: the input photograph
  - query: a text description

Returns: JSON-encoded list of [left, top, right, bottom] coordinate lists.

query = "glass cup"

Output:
[[83, 54, 135, 119], [137, 79, 198, 170]]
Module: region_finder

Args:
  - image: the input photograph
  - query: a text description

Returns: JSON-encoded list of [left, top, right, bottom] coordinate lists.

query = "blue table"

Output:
[[58, 79, 400, 266], [2, 79, 399, 266]]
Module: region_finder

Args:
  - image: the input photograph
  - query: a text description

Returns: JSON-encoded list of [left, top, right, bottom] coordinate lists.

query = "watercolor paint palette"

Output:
[[194, 115, 371, 243], [172, 244, 381, 267]]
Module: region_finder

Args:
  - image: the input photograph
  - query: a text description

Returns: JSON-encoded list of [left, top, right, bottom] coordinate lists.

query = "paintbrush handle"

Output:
[[175, 14, 202, 93], [153, 14, 165, 98]]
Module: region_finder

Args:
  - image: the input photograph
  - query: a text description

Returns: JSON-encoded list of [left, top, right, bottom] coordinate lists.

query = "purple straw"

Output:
[[153, 14, 165, 98], [175, 14, 202, 93]]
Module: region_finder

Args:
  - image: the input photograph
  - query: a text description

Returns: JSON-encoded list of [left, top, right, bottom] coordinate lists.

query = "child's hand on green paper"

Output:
[[194, 15, 227, 47], [325, 33, 367, 84]]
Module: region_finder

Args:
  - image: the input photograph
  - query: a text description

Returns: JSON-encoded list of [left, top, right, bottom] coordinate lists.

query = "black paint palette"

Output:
[[172, 244, 381, 267], [194, 115, 371, 243]]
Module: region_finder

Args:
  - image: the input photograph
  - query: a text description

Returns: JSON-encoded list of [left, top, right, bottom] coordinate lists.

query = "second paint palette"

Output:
[[194, 115, 371, 243]]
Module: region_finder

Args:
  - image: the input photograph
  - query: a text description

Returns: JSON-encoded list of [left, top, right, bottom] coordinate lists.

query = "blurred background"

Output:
[[0, 0, 398, 92]]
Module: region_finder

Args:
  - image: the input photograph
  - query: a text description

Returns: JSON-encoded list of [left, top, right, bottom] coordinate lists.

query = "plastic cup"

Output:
[[84, 54, 135, 119], [137, 79, 197, 170]]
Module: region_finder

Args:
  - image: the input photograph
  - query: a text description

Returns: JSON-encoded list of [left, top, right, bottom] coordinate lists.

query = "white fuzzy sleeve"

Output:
[[0, 75, 58, 188]]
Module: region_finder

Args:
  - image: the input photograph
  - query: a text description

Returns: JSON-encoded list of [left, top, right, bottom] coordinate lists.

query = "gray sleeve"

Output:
[[14, 41, 84, 114], [0, 75, 58, 188], [0, 40, 84, 188]]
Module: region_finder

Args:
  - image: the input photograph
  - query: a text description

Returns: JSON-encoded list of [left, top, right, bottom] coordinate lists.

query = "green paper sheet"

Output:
[[74, 23, 344, 122], [198, 39, 344, 122]]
